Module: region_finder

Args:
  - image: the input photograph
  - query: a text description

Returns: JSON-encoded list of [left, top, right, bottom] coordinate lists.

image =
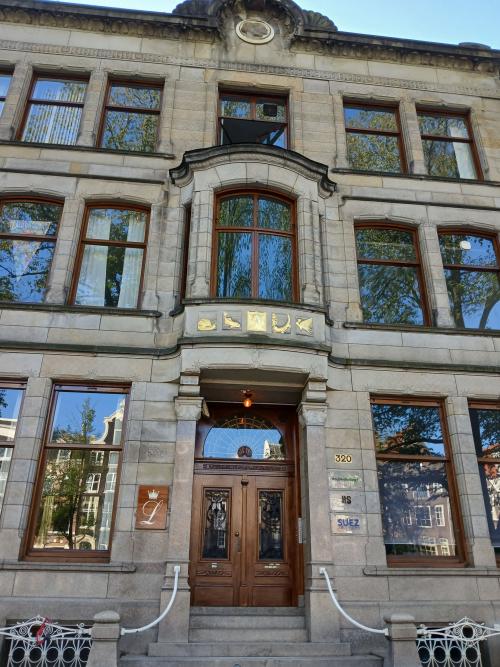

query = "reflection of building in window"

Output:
[[420, 536, 438, 556], [439, 538, 450, 556], [415, 505, 432, 528], [434, 505, 445, 527], [85, 473, 101, 493], [218, 91, 288, 148]]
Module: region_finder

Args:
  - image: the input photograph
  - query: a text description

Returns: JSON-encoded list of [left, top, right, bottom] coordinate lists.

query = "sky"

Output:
[[50, 0, 500, 49]]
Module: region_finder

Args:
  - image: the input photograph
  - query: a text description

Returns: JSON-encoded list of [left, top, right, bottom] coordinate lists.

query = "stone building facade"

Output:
[[0, 0, 499, 665]]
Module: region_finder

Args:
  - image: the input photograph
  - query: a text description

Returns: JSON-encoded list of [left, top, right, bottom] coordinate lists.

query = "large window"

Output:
[[469, 402, 500, 560], [355, 225, 428, 325], [0, 383, 24, 516], [219, 92, 288, 147], [72, 206, 148, 309], [418, 110, 479, 180], [99, 81, 162, 152], [344, 103, 405, 173], [20, 76, 87, 145], [439, 231, 500, 329], [28, 385, 128, 558], [0, 199, 62, 303], [371, 398, 462, 564], [213, 192, 295, 302], [0, 73, 12, 115]]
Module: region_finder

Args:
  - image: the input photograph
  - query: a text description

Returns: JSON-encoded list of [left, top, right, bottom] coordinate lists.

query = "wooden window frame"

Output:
[[0, 196, 63, 304], [0, 380, 26, 516], [69, 202, 150, 309], [17, 74, 88, 144], [438, 227, 500, 329], [354, 222, 431, 326], [468, 399, 500, 566], [97, 79, 163, 152], [218, 90, 289, 148], [24, 382, 130, 563], [210, 188, 298, 303], [344, 101, 408, 174], [417, 108, 482, 180], [371, 396, 466, 567]]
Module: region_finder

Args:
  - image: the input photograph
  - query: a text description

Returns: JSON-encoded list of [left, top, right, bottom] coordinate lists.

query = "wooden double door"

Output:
[[189, 405, 301, 607]]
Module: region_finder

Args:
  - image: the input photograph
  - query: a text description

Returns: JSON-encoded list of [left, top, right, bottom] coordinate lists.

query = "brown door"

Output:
[[188, 404, 300, 607]]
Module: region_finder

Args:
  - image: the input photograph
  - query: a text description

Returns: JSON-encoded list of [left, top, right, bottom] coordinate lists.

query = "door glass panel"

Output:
[[202, 489, 230, 559], [259, 490, 284, 560], [203, 415, 285, 460]]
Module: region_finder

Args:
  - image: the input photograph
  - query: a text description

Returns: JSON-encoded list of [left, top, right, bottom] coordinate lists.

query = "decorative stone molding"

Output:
[[169, 144, 337, 197], [174, 396, 203, 421]]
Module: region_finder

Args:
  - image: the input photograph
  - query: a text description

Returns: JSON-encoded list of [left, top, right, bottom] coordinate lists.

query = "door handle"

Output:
[[234, 530, 241, 552]]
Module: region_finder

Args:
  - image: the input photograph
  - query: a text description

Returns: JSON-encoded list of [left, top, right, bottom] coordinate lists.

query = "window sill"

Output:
[[332, 167, 493, 186], [0, 302, 162, 318], [3, 140, 175, 160], [363, 566, 498, 576], [182, 297, 329, 316], [343, 321, 500, 337], [0, 560, 136, 572]]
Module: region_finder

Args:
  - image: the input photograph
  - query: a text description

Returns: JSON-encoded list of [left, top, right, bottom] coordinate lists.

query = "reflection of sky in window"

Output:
[[372, 405, 445, 456], [0, 388, 23, 442], [203, 427, 284, 459], [51, 391, 126, 443]]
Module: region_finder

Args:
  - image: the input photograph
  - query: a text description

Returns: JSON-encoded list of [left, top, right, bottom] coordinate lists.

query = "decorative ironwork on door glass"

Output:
[[258, 490, 284, 560], [202, 489, 230, 559]]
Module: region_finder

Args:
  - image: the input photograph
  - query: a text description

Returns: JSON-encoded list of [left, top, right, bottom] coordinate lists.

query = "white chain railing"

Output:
[[120, 564, 180, 636], [0, 616, 91, 667]]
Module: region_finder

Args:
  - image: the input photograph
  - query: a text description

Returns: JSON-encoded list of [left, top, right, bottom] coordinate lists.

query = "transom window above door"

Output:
[[202, 414, 286, 460], [213, 192, 296, 303], [218, 92, 288, 147]]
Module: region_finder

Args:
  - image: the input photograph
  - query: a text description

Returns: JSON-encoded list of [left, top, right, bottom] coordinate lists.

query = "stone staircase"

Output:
[[120, 607, 384, 667]]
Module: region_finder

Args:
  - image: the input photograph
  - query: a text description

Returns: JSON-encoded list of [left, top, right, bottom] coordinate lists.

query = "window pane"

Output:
[[422, 139, 476, 179], [218, 196, 253, 228], [75, 245, 143, 308], [344, 107, 398, 131], [418, 114, 469, 138], [85, 208, 146, 243], [0, 446, 12, 515], [50, 390, 126, 445], [258, 197, 291, 231], [444, 268, 500, 329], [22, 104, 82, 144], [0, 75, 11, 99], [216, 232, 252, 298], [377, 460, 456, 557], [356, 228, 416, 262], [0, 239, 55, 302], [347, 133, 402, 172], [479, 463, 500, 549], [33, 448, 119, 551], [32, 79, 86, 104], [203, 415, 285, 459], [358, 264, 424, 324], [0, 387, 23, 442], [101, 110, 158, 151], [108, 85, 160, 110], [202, 489, 230, 559], [256, 100, 286, 122], [259, 491, 284, 560], [0, 202, 60, 236], [371, 403, 445, 457], [258, 234, 292, 301], [439, 234, 497, 268], [220, 97, 251, 118], [470, 408, 500, 458]]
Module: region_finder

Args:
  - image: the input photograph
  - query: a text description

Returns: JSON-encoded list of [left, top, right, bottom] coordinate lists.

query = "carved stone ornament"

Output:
[[236, 18, 274, 44]]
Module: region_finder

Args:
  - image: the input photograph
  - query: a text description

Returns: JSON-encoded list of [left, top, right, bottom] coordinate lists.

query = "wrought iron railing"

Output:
[[0, 616, 91, 667]]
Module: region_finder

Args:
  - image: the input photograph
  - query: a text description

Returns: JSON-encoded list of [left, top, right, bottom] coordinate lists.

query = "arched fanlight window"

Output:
[[202, 414, 285, 460]]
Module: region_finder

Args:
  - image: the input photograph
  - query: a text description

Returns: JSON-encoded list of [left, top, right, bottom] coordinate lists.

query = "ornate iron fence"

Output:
[[0, 616, 91, 667], [417, 617, 500, 667]]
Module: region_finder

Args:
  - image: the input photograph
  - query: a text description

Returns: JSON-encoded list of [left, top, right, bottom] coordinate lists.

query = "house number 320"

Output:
[[335, 454, 352, 463]]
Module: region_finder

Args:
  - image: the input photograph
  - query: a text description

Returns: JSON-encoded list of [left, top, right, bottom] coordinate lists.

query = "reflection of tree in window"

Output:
[[418, 112, 478, 180], [344, 105, 404, 173]]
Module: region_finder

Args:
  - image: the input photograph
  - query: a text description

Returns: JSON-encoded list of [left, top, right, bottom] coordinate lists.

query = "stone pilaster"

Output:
[[331, 91, 349, 169], [419, 223, 455, 327], [185, 189, 212, 299], [157, 375, 202, 642], [400, 98, 426, 175], [298, 379, 339, 642], [0, 61, 32, 141], [77, 69, 107, 147]]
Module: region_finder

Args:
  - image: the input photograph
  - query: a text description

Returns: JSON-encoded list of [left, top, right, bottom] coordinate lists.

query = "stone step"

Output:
[[188, 627, 309, 642], [121, 656, 383, 667], [189, 614, 306, 629], [190, 607, 304, 616], [148, 642, 352, 658]]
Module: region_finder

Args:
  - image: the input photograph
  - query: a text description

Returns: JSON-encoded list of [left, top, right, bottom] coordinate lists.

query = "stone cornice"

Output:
[[0, 38, 498, 101], [169, 144, 337, 197], [0, 0, 498, 75]]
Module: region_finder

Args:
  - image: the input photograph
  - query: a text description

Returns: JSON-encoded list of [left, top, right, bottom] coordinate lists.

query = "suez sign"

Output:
[[329, 453, 365, 533]]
